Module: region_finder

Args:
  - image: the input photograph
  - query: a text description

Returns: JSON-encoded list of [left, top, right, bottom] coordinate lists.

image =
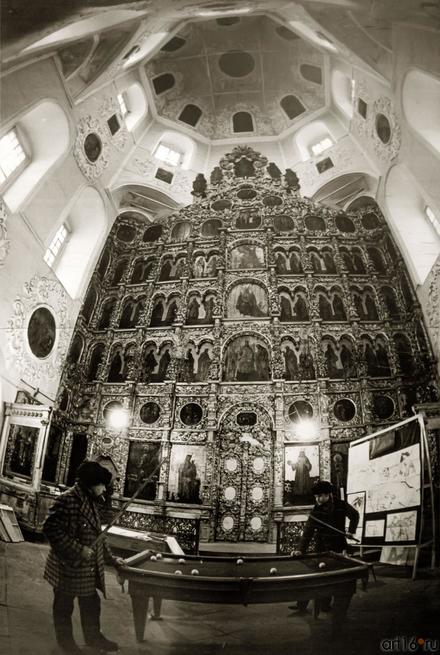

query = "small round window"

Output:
[[28, 307, 56, 358], [375, 114, 391, 144], [140, 402, 161, 424], [84, 133, 102, 162], [180, 403, 203, 426]]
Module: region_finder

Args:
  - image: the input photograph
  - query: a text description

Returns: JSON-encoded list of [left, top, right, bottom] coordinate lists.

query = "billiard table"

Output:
[[119, 549, 369, 642]]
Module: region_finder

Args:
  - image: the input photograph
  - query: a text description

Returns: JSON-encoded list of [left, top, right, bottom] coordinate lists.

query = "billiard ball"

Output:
[[318, 562, 326, 569], [191, 569, 199, 575], [178, 558, 186, 564], [150, 555, 157, 561], [156, 553, 162, 560], [236, 558, 244, 565], [174, 570, 182, 575], [269, 567, 277, 575]]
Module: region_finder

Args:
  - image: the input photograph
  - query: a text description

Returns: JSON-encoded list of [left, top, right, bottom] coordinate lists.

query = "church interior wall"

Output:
[[0, 4, 439, 549]]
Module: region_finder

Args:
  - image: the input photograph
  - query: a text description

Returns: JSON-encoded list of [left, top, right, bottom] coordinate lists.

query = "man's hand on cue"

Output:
[[80, 546, 94, 562], [114, 557, 125, 568]]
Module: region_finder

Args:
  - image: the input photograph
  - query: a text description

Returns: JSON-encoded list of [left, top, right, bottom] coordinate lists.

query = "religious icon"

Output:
[[168, 445, 206, 504], [140, 402, 161, 424], [230, 245, 264, 269], [331, 442, 349, 497], [171, 221, 191, 241], [4, 425, 39, 480], [236, 209, 261, 229], [124, 442, 160, 500], [180, 403, 203, 426], [227, 283, 268, 318], [284, 444, 320, 506], [223, 335, 271, 381], [27, 307, 56, 359], [196, 345, 212, 381]]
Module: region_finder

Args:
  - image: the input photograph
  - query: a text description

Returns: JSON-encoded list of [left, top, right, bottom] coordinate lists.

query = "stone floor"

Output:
[[0, 540, 439, 655]]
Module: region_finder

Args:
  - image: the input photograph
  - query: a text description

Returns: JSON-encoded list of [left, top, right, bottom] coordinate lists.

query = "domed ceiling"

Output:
[[145, 15, 326, 140]]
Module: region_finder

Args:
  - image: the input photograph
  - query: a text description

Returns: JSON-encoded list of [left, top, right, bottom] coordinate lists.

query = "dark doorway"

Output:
[[66, 433, 88, 487]]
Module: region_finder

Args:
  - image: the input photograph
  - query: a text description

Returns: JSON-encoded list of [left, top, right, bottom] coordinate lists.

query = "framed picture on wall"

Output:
[[124, 441, 161, 501], [0, 403, 52, 490], [168, 444, 206, 504], [284, 444, 320, 506]]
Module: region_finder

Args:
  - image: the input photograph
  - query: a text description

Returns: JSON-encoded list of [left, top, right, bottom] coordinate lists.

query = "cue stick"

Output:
[[309, 514, 361, 543], [81, 455, 169, 558]]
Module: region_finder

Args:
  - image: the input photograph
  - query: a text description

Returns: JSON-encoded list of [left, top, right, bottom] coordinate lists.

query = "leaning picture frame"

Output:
[[0, 402, 52, 491]]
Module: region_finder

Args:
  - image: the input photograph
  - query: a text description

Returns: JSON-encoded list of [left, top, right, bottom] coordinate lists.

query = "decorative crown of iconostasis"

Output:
[[24, 144, 436, 544]]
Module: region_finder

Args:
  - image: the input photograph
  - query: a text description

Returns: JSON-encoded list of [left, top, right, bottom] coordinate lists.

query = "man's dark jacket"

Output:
[[299, 496, 359, 554], [43, 483, 116, 596]]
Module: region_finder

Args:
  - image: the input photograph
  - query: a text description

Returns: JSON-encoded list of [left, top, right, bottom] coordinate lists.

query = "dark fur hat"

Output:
[[312, 480, 334, 495], [76, 460, 112, 487]]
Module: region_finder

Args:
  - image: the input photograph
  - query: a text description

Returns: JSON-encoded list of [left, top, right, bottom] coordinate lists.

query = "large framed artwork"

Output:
[[0, 403, 53, 490], [168, 445, 206, 504], [284, 444, 320, 506], [124, 441, 161, 501]]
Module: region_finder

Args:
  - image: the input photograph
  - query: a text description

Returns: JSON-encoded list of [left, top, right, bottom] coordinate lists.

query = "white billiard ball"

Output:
[[156, 553, 162, 560], [318, 562, 326, 569], [191, 569, 199, 575], [150, 555, 157, 561], [236, 558, 244, 565], [174, 570, 183, 575], [178, 558, 186, 564], [269, 567, 277, 575]]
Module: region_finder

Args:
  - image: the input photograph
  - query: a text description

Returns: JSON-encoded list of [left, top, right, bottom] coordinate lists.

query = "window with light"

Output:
[[44, 223, 69, 267], [154, 143, 181, 166], [0, 129, 27, 185], [425, 206, 440, 238], [117, 93, 128, 117], [311, 137, 333, 157]]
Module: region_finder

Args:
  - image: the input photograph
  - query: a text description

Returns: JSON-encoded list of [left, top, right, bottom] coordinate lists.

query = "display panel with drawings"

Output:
[[346, 415, 423, 545]]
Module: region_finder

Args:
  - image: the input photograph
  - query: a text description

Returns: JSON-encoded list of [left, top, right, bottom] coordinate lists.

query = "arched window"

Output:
[[331, 70, 353, 118], [178, 104, 202, 127], [294, 120, 334, 161], [385, 163, 440, 283], [2, 100, 71, 212], [233, 112, 254, 133], [152, 73, 175, 95], [280, 95, 305, 120], [48, 187, 108, 298], [117, 83, 148, 131], [402, 69, 440, 156], [300, 64, 322, 85], [153, 131, 196, 170], [161, 36, 186, 52]]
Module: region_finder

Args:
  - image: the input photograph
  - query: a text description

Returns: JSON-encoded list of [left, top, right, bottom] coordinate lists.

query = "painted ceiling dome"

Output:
[[145, 16, 325, 139]]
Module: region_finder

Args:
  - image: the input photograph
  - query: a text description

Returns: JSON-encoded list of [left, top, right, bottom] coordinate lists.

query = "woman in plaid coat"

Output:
[[43, 460, 124, 654]]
